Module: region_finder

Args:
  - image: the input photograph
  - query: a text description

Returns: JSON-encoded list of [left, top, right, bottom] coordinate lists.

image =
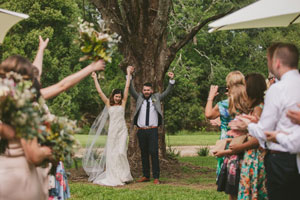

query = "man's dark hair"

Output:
[[143, 82, 152, 88], [267, 42, 282, 59], [274, 43, 299, 68]]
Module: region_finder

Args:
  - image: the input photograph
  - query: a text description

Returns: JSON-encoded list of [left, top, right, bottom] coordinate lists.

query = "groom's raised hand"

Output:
[[168, 72, 174, 80], [127, 66, 135, 75]]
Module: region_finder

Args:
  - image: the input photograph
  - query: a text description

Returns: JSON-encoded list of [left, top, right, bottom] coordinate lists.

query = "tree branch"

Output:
[[169, 8, 234, 54], [91, 0, 124, 34]]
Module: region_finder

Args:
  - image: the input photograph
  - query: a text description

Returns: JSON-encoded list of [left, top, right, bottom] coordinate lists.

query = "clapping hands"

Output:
[[229, 115, 259, 131]]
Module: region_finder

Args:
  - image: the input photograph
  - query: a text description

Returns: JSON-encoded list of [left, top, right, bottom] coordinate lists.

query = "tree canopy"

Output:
[[1, 0, 299, 133]]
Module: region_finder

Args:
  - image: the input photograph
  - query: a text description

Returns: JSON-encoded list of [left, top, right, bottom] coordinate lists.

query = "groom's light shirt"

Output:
[[247, 69, 300, 172], [137, 97, 158, 127]]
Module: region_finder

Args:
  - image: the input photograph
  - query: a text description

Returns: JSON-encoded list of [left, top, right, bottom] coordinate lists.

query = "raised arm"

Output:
[[32, 36, 49, 82], [40, 60, 105, 100], [122, 67, 132, 107], [205, 85, 220, 119], [159, 72, 175, 100], [128, 66, 139, 100], [91, 72, 109, 105]]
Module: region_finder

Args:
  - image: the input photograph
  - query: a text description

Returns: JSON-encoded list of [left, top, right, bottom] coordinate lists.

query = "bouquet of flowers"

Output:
[[0, 72, 80, 174], [0, 72, 44, 140], [38, 108, 81, 174], [76, 17, 121, 63]]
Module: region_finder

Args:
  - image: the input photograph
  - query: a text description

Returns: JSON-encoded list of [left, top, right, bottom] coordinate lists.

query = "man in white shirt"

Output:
[[128, 66, 175, 184], [234, 43, 300, 200], [265, 103, 300, 155]]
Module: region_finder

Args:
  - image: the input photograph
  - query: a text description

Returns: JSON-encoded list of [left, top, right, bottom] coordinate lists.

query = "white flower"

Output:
[[0, 85, 10, 97], [16, 99, 26, 108]]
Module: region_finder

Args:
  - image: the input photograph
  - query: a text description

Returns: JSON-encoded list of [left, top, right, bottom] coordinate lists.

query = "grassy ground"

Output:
[[68, 156, 226, 200], [75, 131, 219, 147]]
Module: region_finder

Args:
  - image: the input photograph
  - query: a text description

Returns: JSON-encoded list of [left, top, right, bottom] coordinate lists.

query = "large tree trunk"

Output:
[[90, 0, 232, 176]]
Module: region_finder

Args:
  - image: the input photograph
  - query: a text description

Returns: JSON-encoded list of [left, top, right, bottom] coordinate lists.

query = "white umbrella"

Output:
[[208, 0, 300, 32], [0, 8, 29, 44]]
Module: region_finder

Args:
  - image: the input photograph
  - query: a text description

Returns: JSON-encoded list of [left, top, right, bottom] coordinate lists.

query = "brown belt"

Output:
[[268, 150, 288, 154], [138, 126, 158, 130]]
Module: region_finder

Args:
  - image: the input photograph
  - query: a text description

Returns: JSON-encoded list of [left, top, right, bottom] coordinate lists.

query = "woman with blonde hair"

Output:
[[205, 71, 245, 190], [214, 82, 250, 200]]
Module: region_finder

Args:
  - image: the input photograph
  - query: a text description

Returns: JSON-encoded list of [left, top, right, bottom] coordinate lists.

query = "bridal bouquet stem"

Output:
[[76, 17, 121, 63]]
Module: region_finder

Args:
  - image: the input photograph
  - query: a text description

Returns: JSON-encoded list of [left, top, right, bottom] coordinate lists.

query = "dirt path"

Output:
[[75, 145, 215, 158]]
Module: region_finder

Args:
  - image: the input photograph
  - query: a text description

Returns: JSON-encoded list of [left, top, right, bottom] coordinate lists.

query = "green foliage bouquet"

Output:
[[76, 17, 121, 63]]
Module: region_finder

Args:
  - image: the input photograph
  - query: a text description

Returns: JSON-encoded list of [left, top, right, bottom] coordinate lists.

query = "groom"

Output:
[[127, 66, 175, 184]]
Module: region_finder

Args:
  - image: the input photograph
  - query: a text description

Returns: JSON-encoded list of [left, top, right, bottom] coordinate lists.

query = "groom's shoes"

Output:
[[137, 177, 150, 182], [153, 179, 160, 184]]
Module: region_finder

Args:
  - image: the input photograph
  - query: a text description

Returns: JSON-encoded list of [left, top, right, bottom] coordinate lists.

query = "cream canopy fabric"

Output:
[[0, 8, 29, 44], [208, 0, 300, 32]]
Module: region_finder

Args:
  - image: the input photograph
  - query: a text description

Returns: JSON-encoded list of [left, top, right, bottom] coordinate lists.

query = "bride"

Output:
[[83, 67, 133, 186]]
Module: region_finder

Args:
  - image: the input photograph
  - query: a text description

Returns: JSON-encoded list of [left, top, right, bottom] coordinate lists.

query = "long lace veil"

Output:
[[82, 106, 109, 182]]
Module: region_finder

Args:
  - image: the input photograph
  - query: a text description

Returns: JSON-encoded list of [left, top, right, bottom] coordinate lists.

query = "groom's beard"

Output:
[[143, 94, 152, 100]]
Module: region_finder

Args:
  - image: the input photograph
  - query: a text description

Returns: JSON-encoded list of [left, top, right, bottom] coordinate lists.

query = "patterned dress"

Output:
[[49, 162, 70, 200], [238, 147, 268, 200], [216, 99, 233, 178], [238, 104, 268, 200]]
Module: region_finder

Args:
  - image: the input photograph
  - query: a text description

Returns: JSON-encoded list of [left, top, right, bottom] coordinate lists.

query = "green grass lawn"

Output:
[[75, 132, 219, 148], [68, 156, 226, 200], [69, 183, 226, 200]]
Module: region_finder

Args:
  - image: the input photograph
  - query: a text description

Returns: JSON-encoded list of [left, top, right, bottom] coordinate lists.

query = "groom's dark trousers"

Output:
[[137, 127, 160, 179]]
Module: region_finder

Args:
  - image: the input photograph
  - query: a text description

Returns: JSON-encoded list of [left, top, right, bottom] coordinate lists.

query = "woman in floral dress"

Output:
[[228, 73, 268, 200]]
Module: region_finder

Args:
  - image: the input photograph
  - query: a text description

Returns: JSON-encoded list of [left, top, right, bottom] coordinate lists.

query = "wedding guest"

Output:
[[205, 71, 245, 182], [229, 73, 268, 200], [34, 36, 71, 199], [265, 43, 281, 88], [214, 82, 250, 200], [234, 43, 300, 200], [0, 57, 53, 200], [0, 52, 105, 199], [264, 103, 300, 153]]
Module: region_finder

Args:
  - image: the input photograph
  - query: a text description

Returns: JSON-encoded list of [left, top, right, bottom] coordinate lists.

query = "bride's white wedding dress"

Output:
[[92, 105, 133, 186]]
